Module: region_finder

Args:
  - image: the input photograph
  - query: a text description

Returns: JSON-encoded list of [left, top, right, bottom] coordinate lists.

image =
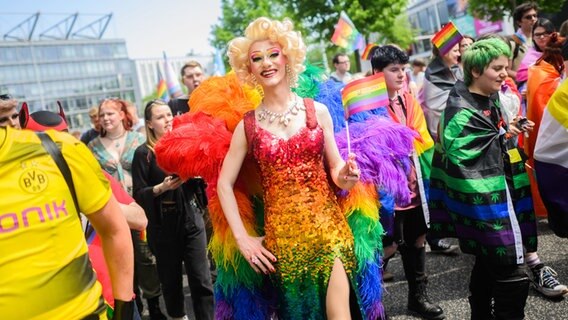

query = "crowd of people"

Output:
[[1, 2, 567, 319]]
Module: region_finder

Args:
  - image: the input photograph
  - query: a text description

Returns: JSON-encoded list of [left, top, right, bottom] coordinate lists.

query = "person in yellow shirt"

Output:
[[0, 124, 135, 319]]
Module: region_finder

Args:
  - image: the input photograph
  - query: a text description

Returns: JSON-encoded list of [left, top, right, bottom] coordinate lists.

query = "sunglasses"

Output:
[[0, 94, 12, 100], [0, 113, 19, 123]]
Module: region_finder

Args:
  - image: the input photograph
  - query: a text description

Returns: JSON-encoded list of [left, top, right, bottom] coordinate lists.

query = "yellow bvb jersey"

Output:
[[0, 127, 111, 319]]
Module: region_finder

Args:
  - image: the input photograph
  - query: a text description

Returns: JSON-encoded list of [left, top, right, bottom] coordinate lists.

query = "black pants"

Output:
[[469, 257, 529, 320], [383, 206, 428, 249], [150, 201, 214, 319], [132, 230, 162, 299]]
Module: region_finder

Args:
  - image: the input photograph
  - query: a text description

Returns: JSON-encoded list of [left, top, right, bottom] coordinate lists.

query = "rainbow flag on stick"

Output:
[[361, 43, 377, 60], [431, 21, 463, 56], [156, 63, 169, 102], [342, 73, 388, 119], [331, 11, 365, 51], [163, 52, 184, 98]]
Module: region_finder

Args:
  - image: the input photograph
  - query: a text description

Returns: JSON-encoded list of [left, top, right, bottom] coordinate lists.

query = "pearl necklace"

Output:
[[257, 95, 304, 126]]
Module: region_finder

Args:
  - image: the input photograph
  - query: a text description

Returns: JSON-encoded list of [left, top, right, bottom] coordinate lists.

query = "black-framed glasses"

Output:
[[0, 94, 12, 100]]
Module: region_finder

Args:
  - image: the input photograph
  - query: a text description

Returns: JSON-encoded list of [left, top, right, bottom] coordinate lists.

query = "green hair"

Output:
[[463, 38, 511, 86]]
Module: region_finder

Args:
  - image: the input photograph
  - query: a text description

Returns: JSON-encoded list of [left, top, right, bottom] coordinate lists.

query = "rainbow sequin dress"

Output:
[[243, 99, 358, 318]]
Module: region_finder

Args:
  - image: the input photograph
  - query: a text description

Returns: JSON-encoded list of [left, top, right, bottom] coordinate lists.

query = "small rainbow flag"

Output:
[[342, 73, 388, 119], [156, 63, 169, 101], [361, 43, 378, 60], [331, 11, 365, 51], [431, 21, 463, 56]]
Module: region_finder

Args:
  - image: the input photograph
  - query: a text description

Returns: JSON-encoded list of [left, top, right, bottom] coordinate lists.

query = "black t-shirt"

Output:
[[168, 98, 190, 115]]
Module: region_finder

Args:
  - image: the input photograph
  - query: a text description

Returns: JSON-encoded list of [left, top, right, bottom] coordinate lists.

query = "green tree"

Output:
[[468, 0, 566, 23], [281, 0, 413, 49], [210, 0, 285, 51], [210, 0, 413, 70]]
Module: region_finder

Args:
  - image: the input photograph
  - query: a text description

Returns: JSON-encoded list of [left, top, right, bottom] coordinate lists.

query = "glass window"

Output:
[[2, 48, 18, 62], [427, 6, 438, 33], [61, 46, 75, 59], [122, 75, 133, 87], [40, 46, 59, 61], [96, 44, 113, 58], [75, 97, 87, 109], [105, 77, 119, 89], [418, 11, 430, 35], [122, 91, 135, 102], [437, 1, 450, 25], [17, 47, 32, 62], [118, 44, 128, 57], [82, 45, 95, 58]]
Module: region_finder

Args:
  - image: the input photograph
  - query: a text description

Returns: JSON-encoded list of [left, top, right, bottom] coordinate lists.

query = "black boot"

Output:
[[401, 246, 445, 320], [408, 278, 445, 320], [147, 296, 167, 320]]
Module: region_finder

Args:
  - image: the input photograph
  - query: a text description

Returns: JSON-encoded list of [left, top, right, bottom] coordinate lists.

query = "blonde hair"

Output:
[[88, 106, 99, 117], [227, 17, 306, 87], [143, 99, 169, 151]]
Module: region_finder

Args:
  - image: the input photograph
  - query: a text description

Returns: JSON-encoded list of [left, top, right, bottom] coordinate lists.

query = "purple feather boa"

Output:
[[336, 116, 416, 206]]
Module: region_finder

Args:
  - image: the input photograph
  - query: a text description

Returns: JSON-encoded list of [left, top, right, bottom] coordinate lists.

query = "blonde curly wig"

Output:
[[227, 17, 306, 88]]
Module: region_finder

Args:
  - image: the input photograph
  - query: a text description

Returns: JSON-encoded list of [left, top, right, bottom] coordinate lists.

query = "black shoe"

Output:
[[147, 297, 167, 320], [408, 280, 445, 320], [429, 239, 459, 255]]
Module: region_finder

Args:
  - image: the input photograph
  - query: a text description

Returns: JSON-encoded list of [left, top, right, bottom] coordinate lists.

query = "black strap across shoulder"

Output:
[[37, 132, 80, 218]]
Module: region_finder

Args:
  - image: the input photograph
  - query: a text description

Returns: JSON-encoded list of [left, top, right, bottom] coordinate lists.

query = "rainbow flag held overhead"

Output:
[[156, 63, 169, 102], [361, 43, 378, 60], [163, 52, 184, 98], [431, 21, 463, 56], [331, 11, 365, 51], [342, 73, 388, 119]]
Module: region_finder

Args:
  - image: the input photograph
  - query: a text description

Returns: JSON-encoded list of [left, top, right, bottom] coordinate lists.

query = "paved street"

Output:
[[384, 218, 568, 320], [143, 218, 568, 319]]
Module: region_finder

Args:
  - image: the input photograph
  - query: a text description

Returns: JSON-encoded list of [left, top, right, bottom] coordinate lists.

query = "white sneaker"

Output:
[[533, 265, 568, 298]]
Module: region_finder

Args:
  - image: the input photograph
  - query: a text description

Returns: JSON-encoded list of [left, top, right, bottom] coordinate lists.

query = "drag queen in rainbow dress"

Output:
[[217, 17, 363, 319], [154, 17, 417, 320]]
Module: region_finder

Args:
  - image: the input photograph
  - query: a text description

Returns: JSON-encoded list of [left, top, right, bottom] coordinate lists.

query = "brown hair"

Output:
[[0, 95, 17, 112], [180, 60, 203, 77], [98, 98, 134, 137]]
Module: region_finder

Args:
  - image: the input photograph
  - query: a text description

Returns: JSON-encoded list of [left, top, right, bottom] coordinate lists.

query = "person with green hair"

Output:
[[428, 38, 537, 319]]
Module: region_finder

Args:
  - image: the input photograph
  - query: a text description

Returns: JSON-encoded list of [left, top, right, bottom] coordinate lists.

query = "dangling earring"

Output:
[[286, 64, 297, 88], [251, 74, 264, 98]]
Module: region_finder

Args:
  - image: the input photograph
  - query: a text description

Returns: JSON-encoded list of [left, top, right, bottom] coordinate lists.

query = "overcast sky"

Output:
[[0, 0, 222, 59]]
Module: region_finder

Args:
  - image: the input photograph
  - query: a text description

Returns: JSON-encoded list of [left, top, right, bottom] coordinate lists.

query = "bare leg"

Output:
[[326, 258, 352, 320]]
